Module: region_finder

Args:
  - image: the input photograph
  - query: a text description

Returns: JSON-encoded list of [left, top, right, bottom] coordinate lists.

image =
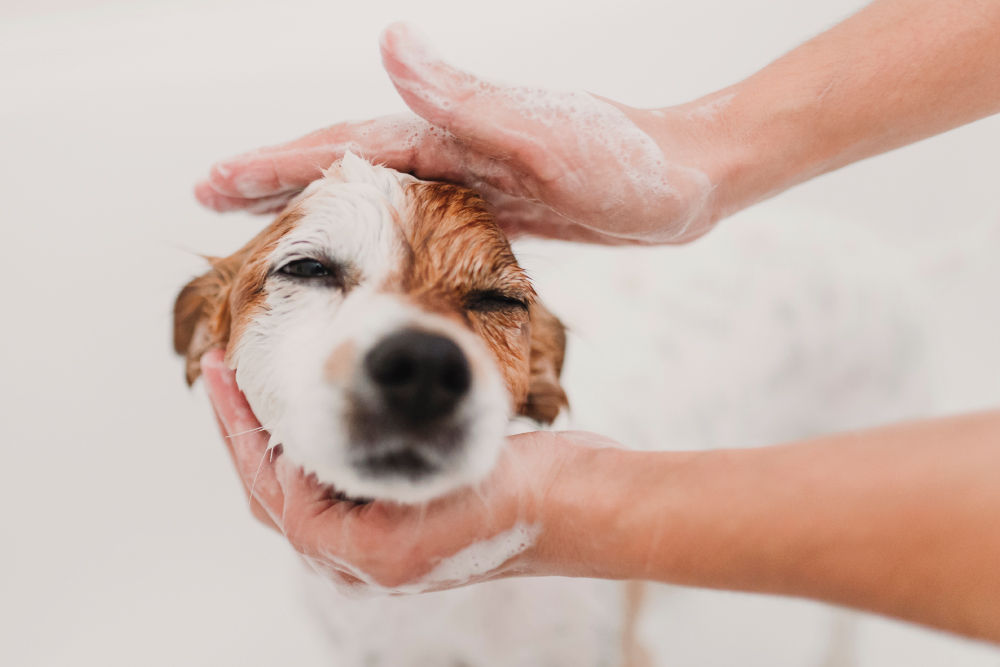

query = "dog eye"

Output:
[[278, 259, 334, 279], [464, 290, 529, 313]]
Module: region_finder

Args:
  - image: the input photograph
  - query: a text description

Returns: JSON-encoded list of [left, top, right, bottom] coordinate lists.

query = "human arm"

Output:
[[554, 409, 1000, 643], [701, 0, 1000, 219], [203, 349, 1000, 642], [195, 1, 1000, 243]]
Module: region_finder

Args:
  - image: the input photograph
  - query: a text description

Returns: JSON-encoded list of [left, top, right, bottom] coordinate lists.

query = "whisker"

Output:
[[226, 425, 269, 439]]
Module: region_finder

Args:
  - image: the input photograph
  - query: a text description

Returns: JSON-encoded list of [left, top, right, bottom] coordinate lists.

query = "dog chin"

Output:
[[298, 437, 504, 505], [271, 396, 509, 505]]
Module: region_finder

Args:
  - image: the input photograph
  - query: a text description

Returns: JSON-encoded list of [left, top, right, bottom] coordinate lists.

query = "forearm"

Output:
[[664, 0, 1000, 220], [547, 411, 1000, 642]]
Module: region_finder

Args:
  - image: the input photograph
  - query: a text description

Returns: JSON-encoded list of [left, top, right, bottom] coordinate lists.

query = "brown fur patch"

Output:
[[394, 182, 568, 422], [521, 301, 569, 423], [398, 182, 536, 408]]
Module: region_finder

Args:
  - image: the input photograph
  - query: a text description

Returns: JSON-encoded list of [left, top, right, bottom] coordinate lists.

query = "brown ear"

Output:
[[172, 259, 234, 385], [518, 301, 569, 424]]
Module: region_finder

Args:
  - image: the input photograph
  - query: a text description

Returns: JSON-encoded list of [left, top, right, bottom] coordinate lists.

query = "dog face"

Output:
[[174, 153, 567, 503]]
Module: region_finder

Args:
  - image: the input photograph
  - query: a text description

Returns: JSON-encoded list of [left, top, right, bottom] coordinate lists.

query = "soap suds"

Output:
[[419, 522, 539, 586], [685, 92, 735, 120], [304, 522, 541, 597], [381, 23, 715, 243]]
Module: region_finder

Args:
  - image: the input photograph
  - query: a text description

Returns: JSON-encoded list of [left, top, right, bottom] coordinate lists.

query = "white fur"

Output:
[[302, 574, 624, 666]]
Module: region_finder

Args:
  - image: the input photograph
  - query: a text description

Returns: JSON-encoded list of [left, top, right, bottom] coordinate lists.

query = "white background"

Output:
[[1, 0, 998, 665]]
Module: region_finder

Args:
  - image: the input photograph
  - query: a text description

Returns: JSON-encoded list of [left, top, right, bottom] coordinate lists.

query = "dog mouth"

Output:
[[346, 407, 467, 481], [321, 441, 454, 505], [352, 446, 439, 479]]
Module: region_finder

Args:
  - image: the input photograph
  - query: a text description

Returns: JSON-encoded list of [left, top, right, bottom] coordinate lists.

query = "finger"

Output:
[[378, 24, 501, 147], [193, 181, 296, 214], [274, 456, 334, 508], [204, 146, 329, 200], [197, 115, 462, 203], [272, 456, 364, 559], [200, 349, 285, 519], [209, 407, 281, 532], [378, 23, 550, 166]]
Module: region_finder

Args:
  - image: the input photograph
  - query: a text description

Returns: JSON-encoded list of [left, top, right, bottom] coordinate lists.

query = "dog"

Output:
[[175, 153, 926, 666], [174, 152, 635, 666]]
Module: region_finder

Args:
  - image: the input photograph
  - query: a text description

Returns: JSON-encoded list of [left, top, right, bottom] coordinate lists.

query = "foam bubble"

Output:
[[685, 92, 736, 121], [418, 522, 540, 586], [305, 522, 541, 597]]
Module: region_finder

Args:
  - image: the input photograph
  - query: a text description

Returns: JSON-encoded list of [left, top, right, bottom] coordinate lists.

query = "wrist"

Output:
[[536, 437, 705, 581], [533, 441, 621, 578], [637, 95, 766, 229], [657, 77, 841, 224]]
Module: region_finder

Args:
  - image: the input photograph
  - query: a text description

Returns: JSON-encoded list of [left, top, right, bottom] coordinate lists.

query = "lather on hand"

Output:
[[196, 22, 724, 245]]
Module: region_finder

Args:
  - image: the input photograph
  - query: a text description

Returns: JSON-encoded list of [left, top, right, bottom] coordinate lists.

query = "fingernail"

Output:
[[194, 181, 213, 207], [194, 181, 225, 209]]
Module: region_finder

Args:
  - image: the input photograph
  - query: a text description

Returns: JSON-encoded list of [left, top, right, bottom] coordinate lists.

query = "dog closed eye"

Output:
[[279, 258, 333, 278], [463, 289, 530, 313], [272, 257, 351, 288]]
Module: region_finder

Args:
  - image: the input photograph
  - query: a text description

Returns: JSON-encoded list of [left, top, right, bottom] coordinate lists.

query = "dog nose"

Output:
[[364, 329, 472, 423]]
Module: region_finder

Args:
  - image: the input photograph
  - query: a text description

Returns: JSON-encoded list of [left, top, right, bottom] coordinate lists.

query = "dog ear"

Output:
[[519, 301, 569, 424], [172, 259, 234, 385]]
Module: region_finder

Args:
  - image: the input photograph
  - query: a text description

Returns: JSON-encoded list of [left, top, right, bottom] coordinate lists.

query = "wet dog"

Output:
[[174, 153, 630, 666]]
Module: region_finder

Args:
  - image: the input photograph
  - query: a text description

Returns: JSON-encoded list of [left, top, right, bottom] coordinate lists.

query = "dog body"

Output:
[[302, 576, 625, 666], [176, 155, 924, 666]]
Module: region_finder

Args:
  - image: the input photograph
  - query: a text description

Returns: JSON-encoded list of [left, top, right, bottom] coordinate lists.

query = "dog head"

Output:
[[174, 153, 567, 503]]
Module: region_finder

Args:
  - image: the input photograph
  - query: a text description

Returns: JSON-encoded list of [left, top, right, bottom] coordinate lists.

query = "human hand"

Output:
[[194, 23, 729, 244], [200, 348, 625, 592]]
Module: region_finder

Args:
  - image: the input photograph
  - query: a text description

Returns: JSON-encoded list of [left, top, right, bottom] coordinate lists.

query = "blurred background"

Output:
[[1, 0, 998, 665]]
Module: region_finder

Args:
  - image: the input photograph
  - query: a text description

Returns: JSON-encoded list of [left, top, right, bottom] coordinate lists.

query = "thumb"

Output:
[[379, 23, 531, 159]]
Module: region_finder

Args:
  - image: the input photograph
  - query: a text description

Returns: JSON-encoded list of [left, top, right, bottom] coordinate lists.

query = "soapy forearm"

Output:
[[548, 411, 1000, 642], [675, 0, 1000, 219]]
